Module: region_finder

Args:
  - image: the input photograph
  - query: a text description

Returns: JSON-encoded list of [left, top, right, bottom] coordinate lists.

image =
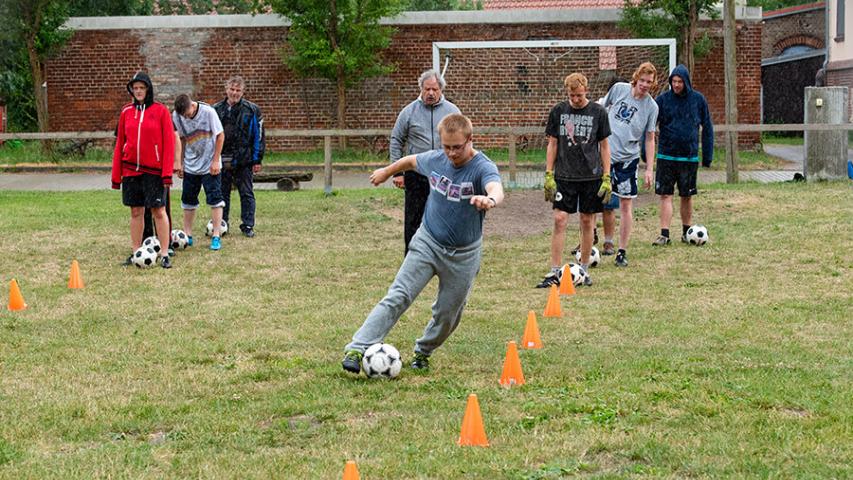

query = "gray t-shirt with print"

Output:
[[415, 150, 502, 248], [172, 102, 224, 175], [603, 82, 658, 163]]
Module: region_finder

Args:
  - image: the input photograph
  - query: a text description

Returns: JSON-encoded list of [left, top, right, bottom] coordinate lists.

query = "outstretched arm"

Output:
[[470, 181, 504, 211], [370, 154, 418, 186]]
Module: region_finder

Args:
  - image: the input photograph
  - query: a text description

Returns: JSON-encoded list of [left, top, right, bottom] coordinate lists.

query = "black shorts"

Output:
[[122, 173, 167, 208], [553, 179, 604, 214], [655, 159, 698, 197]]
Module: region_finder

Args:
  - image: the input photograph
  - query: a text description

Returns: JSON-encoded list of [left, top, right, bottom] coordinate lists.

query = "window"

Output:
[[836, 0, 845, 42]]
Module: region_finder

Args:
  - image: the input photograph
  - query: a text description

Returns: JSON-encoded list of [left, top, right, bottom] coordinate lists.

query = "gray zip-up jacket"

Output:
[[390, 96, 460, 165]]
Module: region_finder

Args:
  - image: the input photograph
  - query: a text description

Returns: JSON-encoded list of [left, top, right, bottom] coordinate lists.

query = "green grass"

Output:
[[0, 181, 851, 478], [0, 141, 788, 171]]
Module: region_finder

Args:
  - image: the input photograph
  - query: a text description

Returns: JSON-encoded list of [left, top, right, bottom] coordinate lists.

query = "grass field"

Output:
[[0, 181, 851, 478], [0, 140, 788, 171]]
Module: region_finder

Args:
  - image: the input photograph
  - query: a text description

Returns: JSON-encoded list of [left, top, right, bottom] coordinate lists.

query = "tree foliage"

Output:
[[270, 0, 404, 141], [620, 0, 719, 75]]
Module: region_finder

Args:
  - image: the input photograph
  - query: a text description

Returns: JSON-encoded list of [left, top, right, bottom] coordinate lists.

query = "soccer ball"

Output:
[[362, 343, 403, 379], [565, 263, 588, 286], [170, 229, 189, 250], [131, 246, 158, 268], [685, 225, 709, 245], [142, 236, 161, 254], [575, 246, 601, 268], [206, 219, 228, 237]]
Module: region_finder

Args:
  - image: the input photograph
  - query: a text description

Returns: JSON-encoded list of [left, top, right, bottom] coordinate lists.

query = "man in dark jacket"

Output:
[[652, 65, 714, 246], [390, 69, 460, 255], [213, 76, 265, 238]]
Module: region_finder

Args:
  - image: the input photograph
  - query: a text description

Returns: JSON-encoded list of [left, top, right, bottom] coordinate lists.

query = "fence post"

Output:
[[508, 133, 517, 186], [324, 135, 333, 196]]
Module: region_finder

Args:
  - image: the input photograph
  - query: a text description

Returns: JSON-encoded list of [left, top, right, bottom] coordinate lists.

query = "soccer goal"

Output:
[[432, 39, 676, 148]]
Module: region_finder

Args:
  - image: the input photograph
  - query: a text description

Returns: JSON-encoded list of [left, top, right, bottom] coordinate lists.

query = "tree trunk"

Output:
[[336, 68, 347, 150], [685, 0, 698, 74]]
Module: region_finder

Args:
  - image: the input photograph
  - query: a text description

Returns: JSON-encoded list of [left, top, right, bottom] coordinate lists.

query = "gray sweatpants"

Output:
[[345, 227, 482, 356]]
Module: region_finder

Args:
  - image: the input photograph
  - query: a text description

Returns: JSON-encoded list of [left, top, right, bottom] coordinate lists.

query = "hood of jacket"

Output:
[[126, 71, 154, 108], [668, 64, 693, 96]]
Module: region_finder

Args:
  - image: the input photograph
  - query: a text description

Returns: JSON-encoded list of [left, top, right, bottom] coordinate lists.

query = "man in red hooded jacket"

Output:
[[112, 71, 176, 268]]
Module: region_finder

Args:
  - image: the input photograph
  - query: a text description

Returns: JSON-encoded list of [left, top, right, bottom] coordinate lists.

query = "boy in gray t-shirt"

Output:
[[342, 114, 504, 375], [173, 94, 226, 250], [600, 62, 659, 268]]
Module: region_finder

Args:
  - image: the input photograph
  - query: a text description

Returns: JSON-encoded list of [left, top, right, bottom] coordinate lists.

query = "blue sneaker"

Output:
[[210, 236, 221, 251], [187, 235, 194, 247]]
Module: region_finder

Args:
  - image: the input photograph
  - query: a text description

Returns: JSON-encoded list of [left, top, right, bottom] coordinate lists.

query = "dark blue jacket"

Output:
[[213, 97, 265, 167], [655, 65, 714, 166]]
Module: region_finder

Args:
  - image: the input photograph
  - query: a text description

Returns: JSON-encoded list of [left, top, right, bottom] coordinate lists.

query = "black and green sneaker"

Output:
[[410, 352, 430, 370], [342, 349, 363, 374]]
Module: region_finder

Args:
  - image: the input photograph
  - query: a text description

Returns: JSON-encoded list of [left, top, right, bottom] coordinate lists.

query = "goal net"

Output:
[[433, 39, 676, 149]]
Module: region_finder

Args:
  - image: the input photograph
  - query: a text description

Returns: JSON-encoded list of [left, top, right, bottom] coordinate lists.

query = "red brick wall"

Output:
[[46, 19, 762, 150], [826, 60, 853, 121], [762, 5, 825, 59]]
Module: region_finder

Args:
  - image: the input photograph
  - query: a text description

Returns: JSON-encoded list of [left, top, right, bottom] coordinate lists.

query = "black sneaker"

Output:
[[651, 235, 671, 246], [342, 350, 363, 374], [160, 256, 172, 269], [614, 251, 628, 267], [535, 270, 561, 288], [602, 241, 615, 256], [411, 352, 430, 370], [243, 228, 255, 238], [583, 272, 593, 287], [122, 255, 133, 266], [571, 229, 599, 254], [681, 234, 688, 244]]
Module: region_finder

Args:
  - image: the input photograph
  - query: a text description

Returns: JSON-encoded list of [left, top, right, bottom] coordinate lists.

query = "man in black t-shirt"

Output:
[[536, 72, 612, 288]]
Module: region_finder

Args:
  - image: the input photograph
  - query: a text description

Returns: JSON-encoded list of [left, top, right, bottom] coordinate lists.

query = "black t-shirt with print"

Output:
[[545, 101, 611, 182]]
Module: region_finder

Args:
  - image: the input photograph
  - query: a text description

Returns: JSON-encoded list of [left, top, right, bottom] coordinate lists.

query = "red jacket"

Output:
[[111, 102, 175, 189]]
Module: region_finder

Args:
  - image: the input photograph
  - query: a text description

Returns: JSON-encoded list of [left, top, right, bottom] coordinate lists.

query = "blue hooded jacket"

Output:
[[655, 65, 714, 166]]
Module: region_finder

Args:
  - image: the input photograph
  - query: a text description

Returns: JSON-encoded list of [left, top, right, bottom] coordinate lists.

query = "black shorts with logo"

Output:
[[655, 159, 698, 197], [553, 179, 604, 214], [122, 173, 167, 208]]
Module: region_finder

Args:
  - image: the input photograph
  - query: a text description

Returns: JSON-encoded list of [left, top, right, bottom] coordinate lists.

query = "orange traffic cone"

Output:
[[521, 311, 542, 349], [342, 460, 360, 480], [559, 264, 575, 295], [8, 279, 27, 311], [457, 393, 489, 447], [68, 260, 84, 289], [499, 341, 525, 387], [543, 284, 562, 318]]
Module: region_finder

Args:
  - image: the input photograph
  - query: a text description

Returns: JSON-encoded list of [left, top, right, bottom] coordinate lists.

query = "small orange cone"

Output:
[[8, 279, 27, 311], [559, 264, 576, 295], [521, 311, 542, 349], [499, 341, 525, 387], [543, 284, 562, 318], [342, 460, 360, 480], [457, 393, 489, 447], [68, 260, 84, 289]]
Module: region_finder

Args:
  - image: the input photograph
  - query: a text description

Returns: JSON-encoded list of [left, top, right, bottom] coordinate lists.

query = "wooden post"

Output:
[[723, 0, 739, 183], [324, 135, 333, 196], [508, 133, 517, 185]]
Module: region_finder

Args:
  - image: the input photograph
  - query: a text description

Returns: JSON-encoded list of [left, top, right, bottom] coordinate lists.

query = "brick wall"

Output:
[[46, 16, 762, 150], [762, 4, 825, 59], [826, 61, 853, 121]]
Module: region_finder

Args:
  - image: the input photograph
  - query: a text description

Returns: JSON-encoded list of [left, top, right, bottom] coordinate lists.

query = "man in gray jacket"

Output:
[[390, 69, 460, 255]]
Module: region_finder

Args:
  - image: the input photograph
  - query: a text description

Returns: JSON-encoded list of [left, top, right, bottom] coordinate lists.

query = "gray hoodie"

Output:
[[390, 96, 460, 164]]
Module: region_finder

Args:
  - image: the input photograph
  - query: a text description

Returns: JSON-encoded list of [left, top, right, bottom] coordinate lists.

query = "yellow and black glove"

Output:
[[597, 173, 612, 204], [544, 171, 557, 202]]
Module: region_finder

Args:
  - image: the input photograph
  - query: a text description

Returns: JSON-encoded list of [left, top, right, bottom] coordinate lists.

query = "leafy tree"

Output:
[[620, 0, 719, 75], [270, 0, 404, 147]]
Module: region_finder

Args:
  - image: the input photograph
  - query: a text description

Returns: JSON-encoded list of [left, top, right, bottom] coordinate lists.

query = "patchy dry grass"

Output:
[[0, 181, 851, 478]]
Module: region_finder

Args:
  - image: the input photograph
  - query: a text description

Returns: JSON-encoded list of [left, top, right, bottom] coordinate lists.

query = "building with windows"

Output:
[[826, 0, 852, 119]]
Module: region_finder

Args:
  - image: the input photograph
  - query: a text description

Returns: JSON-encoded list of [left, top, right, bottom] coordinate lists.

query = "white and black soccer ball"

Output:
[[170, 229, 189, 250], [206, 219, 228, 237], [131, 246, 158, 268], [567, 264, 588, 286], [362, 343, 403, 379], [686, 225, 709, 245], [575, 246, 601, 268], [142, 236, 161, 254]]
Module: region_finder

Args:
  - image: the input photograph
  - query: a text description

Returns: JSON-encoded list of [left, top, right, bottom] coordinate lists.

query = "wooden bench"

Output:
[[249, 170, 313, 191]]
